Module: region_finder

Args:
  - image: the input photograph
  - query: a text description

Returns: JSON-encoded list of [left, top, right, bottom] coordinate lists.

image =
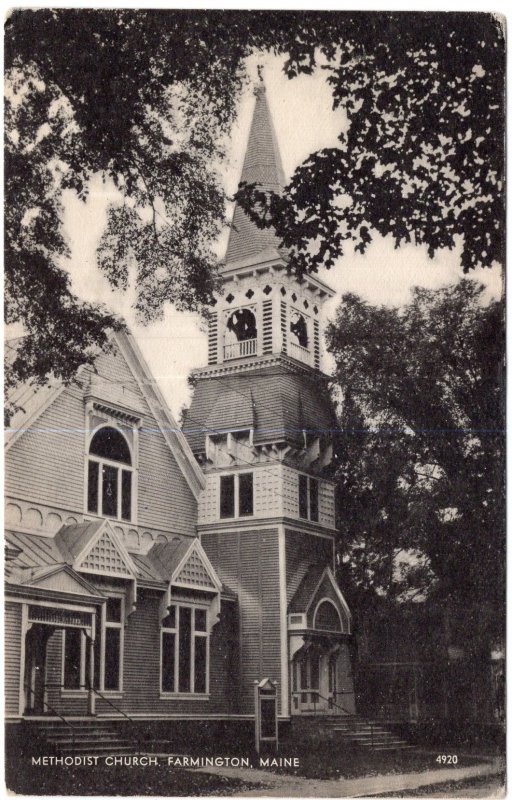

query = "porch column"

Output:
[[87, 620, 96, 716]]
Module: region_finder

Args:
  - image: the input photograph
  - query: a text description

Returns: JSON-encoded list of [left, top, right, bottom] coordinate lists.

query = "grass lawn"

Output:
[[5, 759, 264, 796]]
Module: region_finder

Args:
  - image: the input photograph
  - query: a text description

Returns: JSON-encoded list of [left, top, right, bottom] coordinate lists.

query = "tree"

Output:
[[328, 281, 504, 647], [5, 11, 504, 400], [237, 12, 505, 276]]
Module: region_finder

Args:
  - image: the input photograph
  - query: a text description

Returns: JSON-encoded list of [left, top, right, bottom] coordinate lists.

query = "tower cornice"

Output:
[[191, 352, 331, 382]]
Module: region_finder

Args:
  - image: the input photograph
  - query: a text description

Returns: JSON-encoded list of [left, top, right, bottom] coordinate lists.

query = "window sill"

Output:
[[159, 693, 210, 701], [61, 689, 87, 696]]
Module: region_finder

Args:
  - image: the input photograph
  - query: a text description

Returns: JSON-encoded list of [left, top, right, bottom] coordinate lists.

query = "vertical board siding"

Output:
[[285, 529, 333, 605], [5, 602, 22, 716], [201, 528, 281, 714]]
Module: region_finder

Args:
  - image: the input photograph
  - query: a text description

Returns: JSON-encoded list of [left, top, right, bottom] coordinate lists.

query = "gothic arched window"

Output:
[[290, 310, 309, 349], [87, 426, 133, 521], [314, 600, 342, 632]]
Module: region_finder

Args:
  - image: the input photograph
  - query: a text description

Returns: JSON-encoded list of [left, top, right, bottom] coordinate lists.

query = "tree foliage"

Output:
[[5, 11, 504, 401], [328, 282, 505, 645], [238, 12, 505, 275]]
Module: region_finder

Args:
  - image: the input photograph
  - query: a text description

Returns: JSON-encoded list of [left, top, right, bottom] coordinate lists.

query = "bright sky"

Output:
[[59, 52, 502, 420]]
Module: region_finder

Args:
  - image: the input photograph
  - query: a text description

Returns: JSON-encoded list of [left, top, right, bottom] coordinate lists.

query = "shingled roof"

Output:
[[224, 83, 286, 268], [183, 365, 336, 454]]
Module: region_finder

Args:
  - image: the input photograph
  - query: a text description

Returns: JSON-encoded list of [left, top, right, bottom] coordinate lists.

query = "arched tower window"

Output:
[[87, 426, 133, 521], [290, 310, 309, 349], [314, 600, 342, 632], [224, 308, 257, 359]]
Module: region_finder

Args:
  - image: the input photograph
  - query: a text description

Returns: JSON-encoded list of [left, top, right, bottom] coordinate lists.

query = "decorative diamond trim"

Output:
[[79, 530, 132, 576], [174, 549, 215, 588]]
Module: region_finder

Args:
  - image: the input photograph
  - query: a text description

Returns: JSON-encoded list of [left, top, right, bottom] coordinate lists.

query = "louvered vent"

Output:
[[280, 301, 287, 354], [262, 300, 273, 354], [208, 312, 218, 365], [313, 319, 321, 369]]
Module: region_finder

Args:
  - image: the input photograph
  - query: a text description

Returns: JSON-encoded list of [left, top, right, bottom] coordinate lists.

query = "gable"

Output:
[[78, 530, 133, 577], [74, 524, 135, 579], [30, 566, 103, 598], [306, 571, 351, 634], [173, 548, 217, 590]]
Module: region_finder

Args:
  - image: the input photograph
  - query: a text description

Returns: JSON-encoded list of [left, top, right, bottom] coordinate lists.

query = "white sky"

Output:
[[52, 51, 503, 419]]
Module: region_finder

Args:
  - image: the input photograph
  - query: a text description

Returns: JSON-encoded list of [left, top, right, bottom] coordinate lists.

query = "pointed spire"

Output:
[[224, 80, 286, 268]]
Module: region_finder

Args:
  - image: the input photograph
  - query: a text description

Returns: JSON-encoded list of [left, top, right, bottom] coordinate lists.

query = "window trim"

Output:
[[313, 598, 342, 632], [85, 424, 135, 523], [298, 474, 320, 522], [98, 594, 125, 694], [160, 602, 210, 698], [219, 471, 254, 520], [61, 628, 87, 693]]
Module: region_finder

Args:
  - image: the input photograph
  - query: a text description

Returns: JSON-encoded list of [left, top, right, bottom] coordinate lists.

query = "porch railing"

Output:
[[87, 685, 141, 754], [24, 683, 77, 754], [291, 689, 353, 717]]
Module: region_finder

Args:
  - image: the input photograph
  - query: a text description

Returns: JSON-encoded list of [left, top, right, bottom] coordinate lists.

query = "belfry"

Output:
[[184, 82, 354, 719]]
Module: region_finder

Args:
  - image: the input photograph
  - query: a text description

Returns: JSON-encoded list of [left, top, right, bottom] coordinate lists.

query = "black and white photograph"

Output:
[[3, 8, 505, 797]]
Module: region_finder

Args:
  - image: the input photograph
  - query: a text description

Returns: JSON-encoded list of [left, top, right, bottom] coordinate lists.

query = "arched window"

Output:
[[290, 310, 308, 349], [314, 600, 342, 632], [87, 427, 132, 521]]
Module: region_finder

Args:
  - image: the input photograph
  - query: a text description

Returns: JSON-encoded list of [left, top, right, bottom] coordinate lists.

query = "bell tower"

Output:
[[184, 81, 353, 721]]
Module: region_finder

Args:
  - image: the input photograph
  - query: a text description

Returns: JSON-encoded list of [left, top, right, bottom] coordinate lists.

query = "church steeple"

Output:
[[224, 82, 286, 268]]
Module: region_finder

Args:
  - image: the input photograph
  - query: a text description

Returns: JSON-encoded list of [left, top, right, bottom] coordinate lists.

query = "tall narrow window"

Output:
[[88, 426, 133, 521], [309, 478, 319, 522], [161, 605, 209, 695], [299, 474, 308, 519], [63, 629, 84, 690], [298, 474, 320, 522], [104, 597, 123, 691], [220, 475, 235, 518], [239, 473, 253, 516]]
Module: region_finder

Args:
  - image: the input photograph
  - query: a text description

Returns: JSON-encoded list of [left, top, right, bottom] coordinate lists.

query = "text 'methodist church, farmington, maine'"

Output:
[[4, 83, 356, 750]]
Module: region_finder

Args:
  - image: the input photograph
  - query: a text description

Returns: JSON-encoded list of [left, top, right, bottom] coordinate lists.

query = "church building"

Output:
[[4, 83, 354, 750]]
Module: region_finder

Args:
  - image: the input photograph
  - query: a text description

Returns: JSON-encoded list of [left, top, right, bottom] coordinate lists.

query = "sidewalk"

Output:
[[193, 757, 504, 797]]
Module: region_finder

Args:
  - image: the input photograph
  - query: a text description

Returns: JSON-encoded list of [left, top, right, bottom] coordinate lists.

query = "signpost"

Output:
[[254, 678, 278, 754]]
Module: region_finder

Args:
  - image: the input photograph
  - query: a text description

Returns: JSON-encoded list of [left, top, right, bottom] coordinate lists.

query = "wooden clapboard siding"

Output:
[[285, 529, 333, 605], [5, 385, 85, 510], [137, 424, 196, 536], [201, 528, 281, 714], [6, 345, 197, 538], [5, 602, 22, 716], [90, 590, 234, 717]]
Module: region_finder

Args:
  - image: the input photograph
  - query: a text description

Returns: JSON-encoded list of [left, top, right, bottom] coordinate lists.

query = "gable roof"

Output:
[[5, 329, 205, 499], [288, 565, 352, 634], [224, 83, 286, 269]]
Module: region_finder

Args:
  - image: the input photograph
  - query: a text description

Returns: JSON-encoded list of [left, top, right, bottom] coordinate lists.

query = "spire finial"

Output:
[[255, 64, 265, 95]]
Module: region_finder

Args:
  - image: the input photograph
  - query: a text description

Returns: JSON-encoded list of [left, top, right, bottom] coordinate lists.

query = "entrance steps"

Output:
[[23, 719, 137, 756], [290, 714, 414, 751]]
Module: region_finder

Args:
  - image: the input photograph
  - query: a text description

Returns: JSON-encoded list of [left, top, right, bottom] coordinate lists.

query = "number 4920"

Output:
[[436, 755, 458, 764]]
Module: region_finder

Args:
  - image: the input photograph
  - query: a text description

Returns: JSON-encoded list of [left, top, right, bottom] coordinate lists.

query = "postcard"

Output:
[[4, 8, 505, 798]]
